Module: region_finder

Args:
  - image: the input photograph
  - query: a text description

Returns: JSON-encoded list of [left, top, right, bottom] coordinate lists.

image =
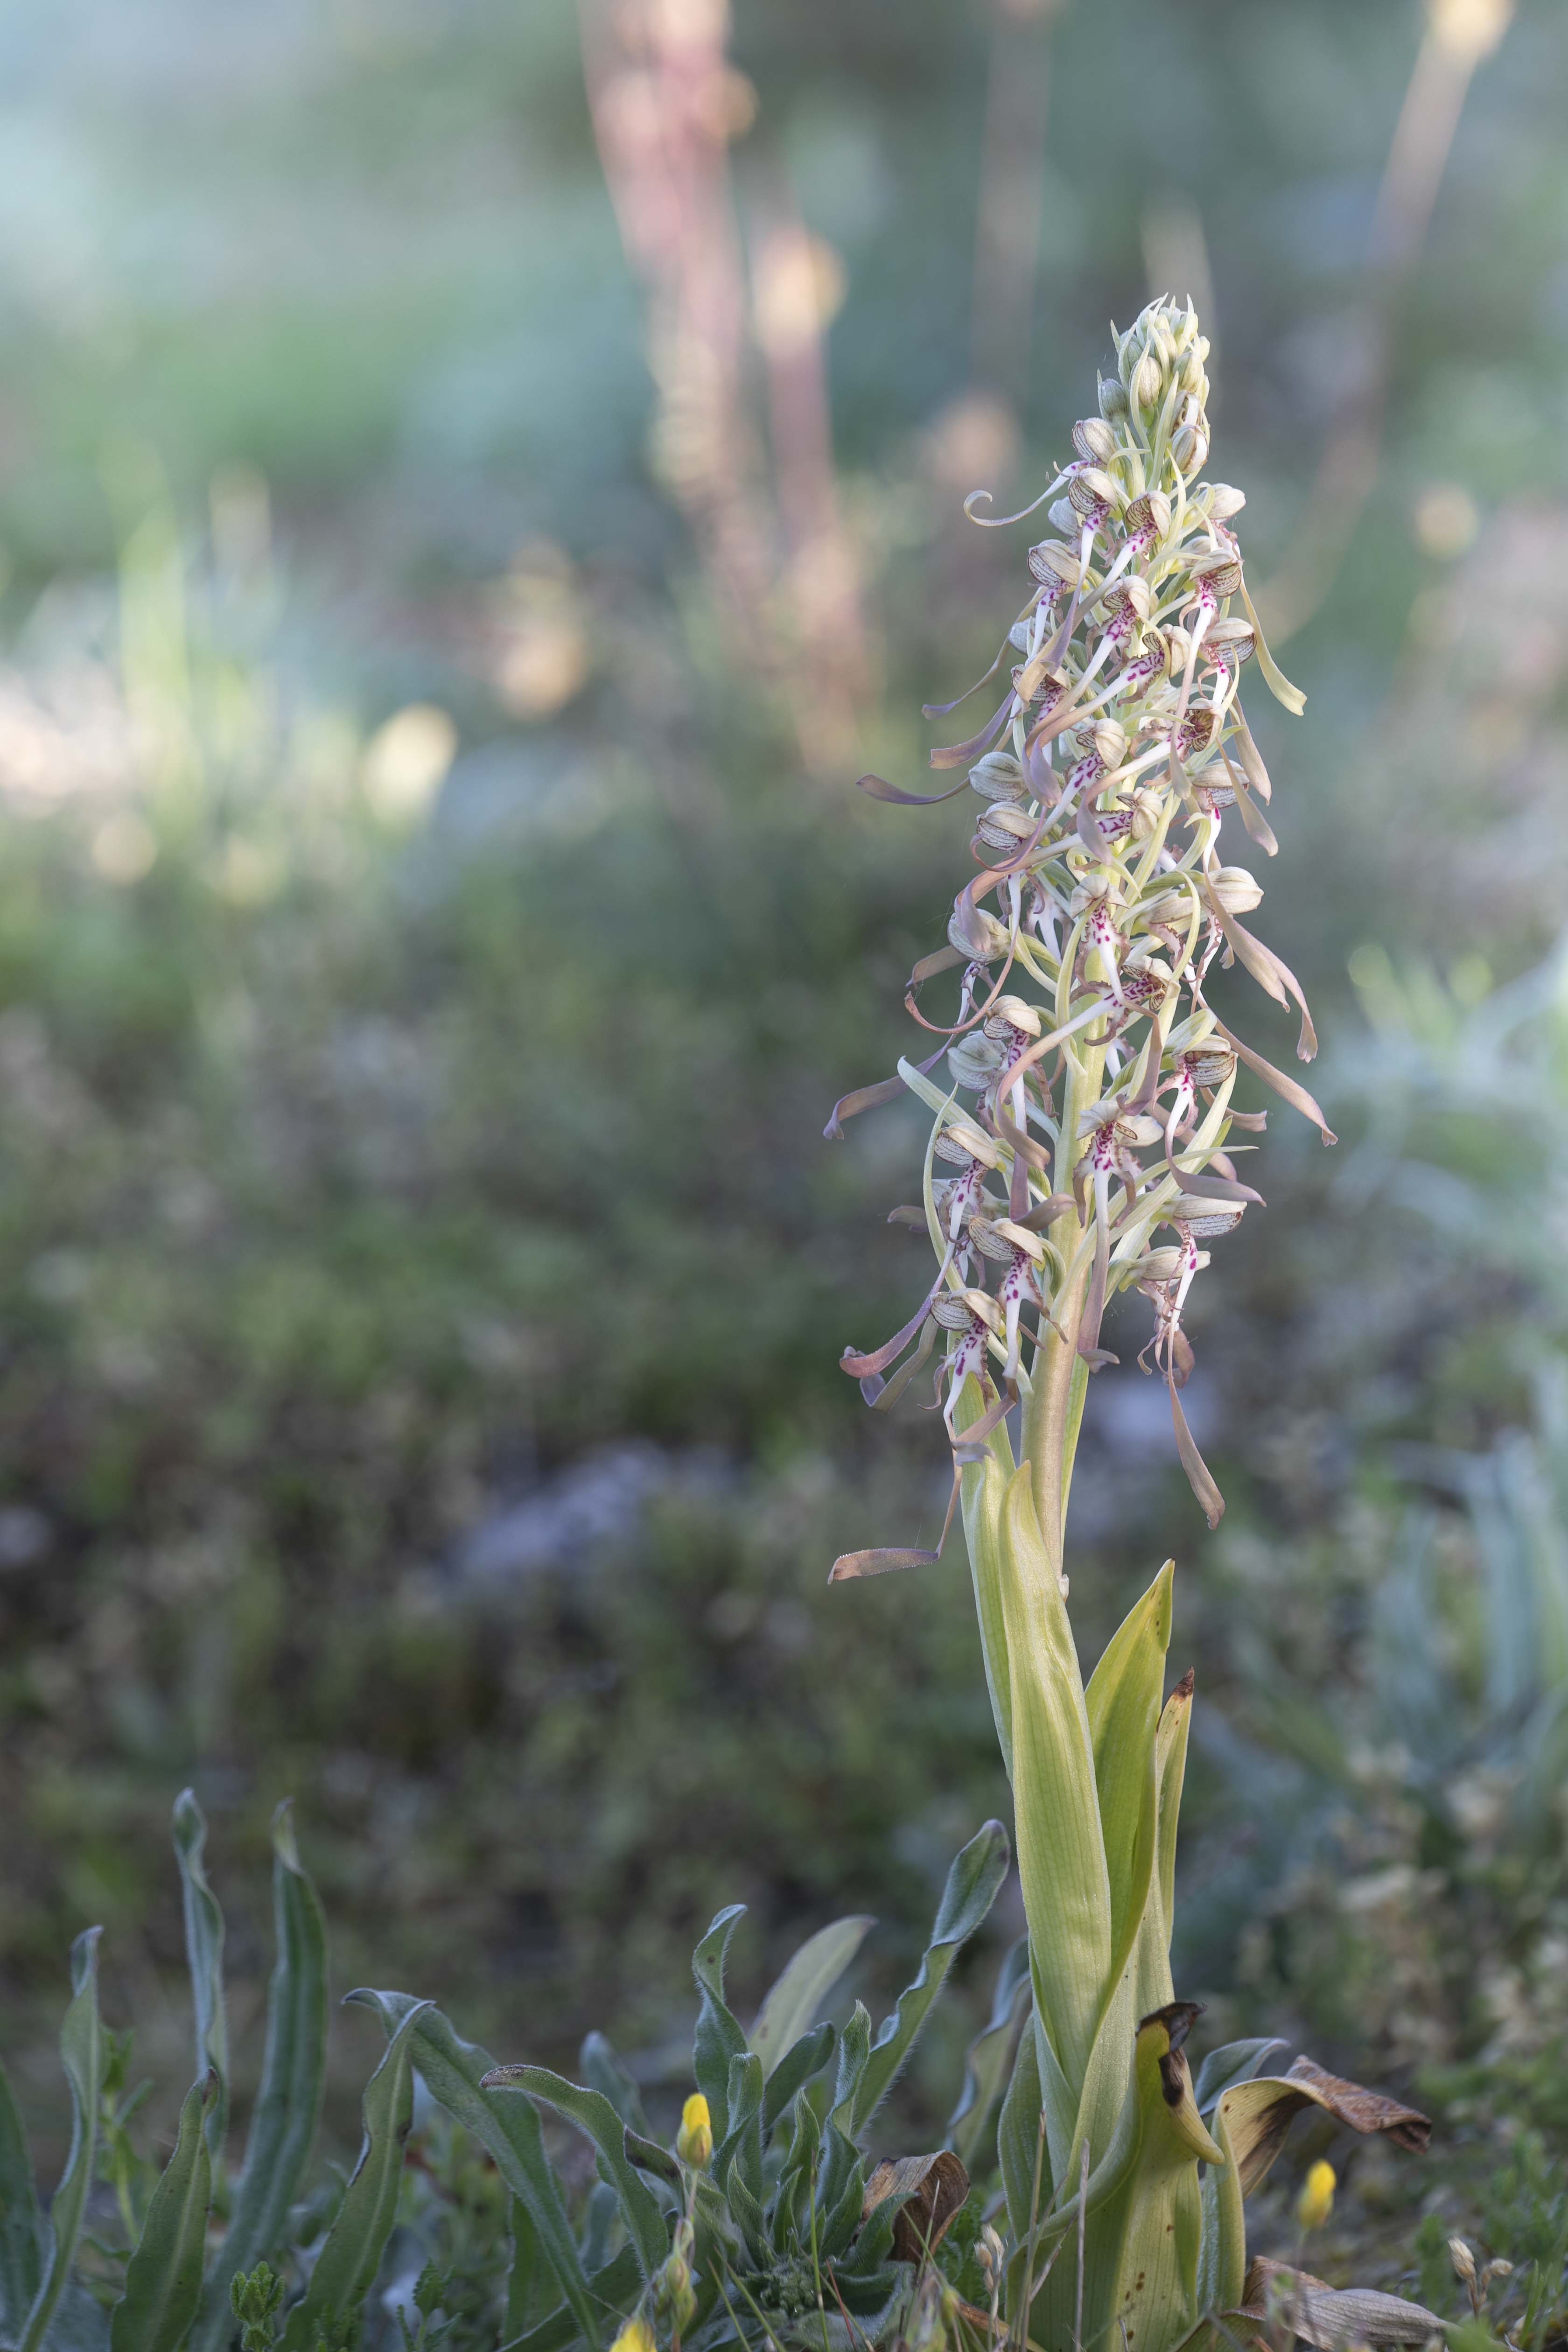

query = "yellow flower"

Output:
[[676, 2092, 712, 2169], [1296, 2159, 1336, 2234], [609, 2319, 656, 2352]]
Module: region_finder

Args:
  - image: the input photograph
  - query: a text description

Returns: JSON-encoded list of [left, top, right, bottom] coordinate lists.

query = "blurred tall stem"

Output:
[[1254, 0, 1513, 647], [969, 0, 1062, 413]]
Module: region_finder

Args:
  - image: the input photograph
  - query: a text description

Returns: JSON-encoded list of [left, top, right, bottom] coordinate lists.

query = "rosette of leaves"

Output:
[[0, 1795, 1011, 2352]]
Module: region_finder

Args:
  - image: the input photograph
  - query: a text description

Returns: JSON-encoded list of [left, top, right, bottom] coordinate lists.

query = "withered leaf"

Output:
[[861, 2149, 970, 2262]]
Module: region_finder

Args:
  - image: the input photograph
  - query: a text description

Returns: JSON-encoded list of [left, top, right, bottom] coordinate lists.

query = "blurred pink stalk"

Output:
[[578, 0, 870, 765]]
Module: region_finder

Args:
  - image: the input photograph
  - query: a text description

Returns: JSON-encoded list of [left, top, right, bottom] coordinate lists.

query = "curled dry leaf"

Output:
[[1242, 2261, 1445, 2351], [1214, 2056, 1430, 2199], [861, 2148, 971, 2263]]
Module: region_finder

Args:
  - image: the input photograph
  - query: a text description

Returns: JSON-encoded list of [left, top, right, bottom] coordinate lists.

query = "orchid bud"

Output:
[[948, 1034, 1005, 1089], [975, 800, 1041, 853], [1204, 616, 1255, 666], [1048, 497, 1078, 535], [969, 750, 1027, 803], [985, 994, 1043, 1038], [1079, 718, 1127, 769], [934, 1118, 1003, 1170], [1138, 1245, 1211, 1284], [1098, 371, 1129, 422], [948, 901, 1012, 961], [1211, 865, 1263, 914], [1172, 422, 1209, 476], [1169, 1197, 1245, 1238], [1448, 2240, 1477, 2288], [1069, 466, 1124, 519], [1072, 416, 1117, 465], [1205, 482, 1246, 520], [1028, 539, 1081, 589], [1132, 349, 1164, 413]]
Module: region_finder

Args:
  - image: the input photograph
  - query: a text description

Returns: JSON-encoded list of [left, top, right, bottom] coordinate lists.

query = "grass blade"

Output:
[[109, 2074, 217, 2352]]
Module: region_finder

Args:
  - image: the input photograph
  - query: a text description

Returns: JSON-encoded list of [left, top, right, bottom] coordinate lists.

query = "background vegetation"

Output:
[[2, 0, 1568, 2310]]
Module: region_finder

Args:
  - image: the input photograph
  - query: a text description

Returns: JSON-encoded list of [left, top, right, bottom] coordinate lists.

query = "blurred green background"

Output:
[[3, 0, 1568, 2282]]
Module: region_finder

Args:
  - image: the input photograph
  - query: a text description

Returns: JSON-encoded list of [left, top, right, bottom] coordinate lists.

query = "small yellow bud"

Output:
[[676, 2093, 712, 2169], [1296, 2159, 1336, 2234], [610, 2319, 657, 2352]]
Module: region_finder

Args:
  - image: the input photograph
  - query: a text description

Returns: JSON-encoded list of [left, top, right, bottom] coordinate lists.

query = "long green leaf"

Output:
[[946, 1935, 1030, 2171], [576, 2036, 647, 2136], [20, 1929, 104, 2352], [171, 1795, 229, 2173], [996, 1466, 1110, 2136], [748, 1918, 873, 2079], [1083, 1562, 1172, 1959], [851, 1820, 1009, 2133], [477, 2068, 667, 2277], [110, 2075, 217, 2352], [281, 2002, 428, 2349], [0, 2056, 42, 2338], [957, 1385, 1018, 1775], [193, 1802, 329, 2352], [690, 1909, 748, 2144], [348, 1993, 601, 2352], [760, 2022, 834, 2137]]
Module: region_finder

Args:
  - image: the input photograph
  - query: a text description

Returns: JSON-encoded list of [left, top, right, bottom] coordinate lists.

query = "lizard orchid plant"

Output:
[[826, 300, 1435, 2352]]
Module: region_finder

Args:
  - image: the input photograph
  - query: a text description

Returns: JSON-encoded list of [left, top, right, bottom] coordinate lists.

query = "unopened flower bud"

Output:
[[610, 2320, 657, 2352], [1048, 497, 1078, 536], [676, 2093, 712, 2169], [1139, 1245, 1211, 1284], [985, 994, 1043, 1039], [654, 2254, 697, 2336], [948, 901, 1012, 962], [1205, 482, 1246, 520], [948, 1035, 1005, 1089], [969, 751, 1026, 803], [1072, 417, 1117, 465], [1069, 466, 1124, 519], [934, 1118, 1004, 1170], [978, 2223, 1006, 2294], [1172, 423, 1209, 476], [1132, 349, 1164, 413], [1098, 372, 1129, 422], [975, 801, 1040, 853], [1448, 2240, 1477, 2288], [1169, 1196, 1245, 1238], [1296, 2160, 1335, 2234], [1211, 865, 1263, 914], [1028, 539, 1081, 590]]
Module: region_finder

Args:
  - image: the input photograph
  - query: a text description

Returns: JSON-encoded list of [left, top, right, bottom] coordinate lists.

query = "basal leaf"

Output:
[[477, 2067, 667, 2278], [748, 1918, 873, 2079], [280, 2001, 427, 2350], [850, 1820, 1009, 2134], [109, 2073, 217, 2352], [349, 1993, 601, 2352], [20, 1930, 105, 2352], [171, 1794, 229, 2172], [690, 1909, 748, 2145], [193, 1802, 329, 2352], [0, 2056, 42, 2339]]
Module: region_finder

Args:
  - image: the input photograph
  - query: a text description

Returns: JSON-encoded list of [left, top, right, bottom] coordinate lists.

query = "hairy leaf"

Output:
[[110, 2074, 217, 2352], [851, 1820, 1009, 2134], [171, 1794, 229, 2171], [20, 1930, 104, 2352], [749, 1918, 873, 2079]]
